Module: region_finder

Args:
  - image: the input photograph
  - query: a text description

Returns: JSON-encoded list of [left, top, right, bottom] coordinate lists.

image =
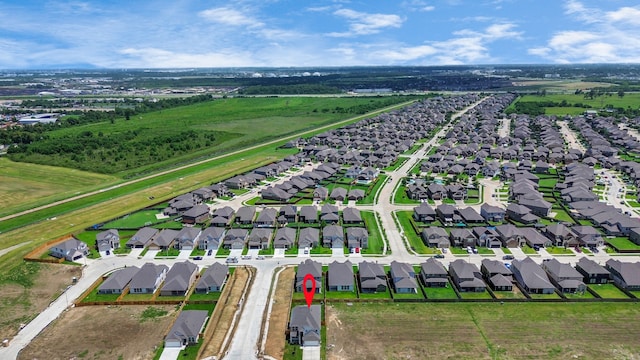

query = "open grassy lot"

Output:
[[264, 267, 295, 360], [0, 157, 118, 218], [11, 96, 418, 176], [395, 210, 438, 254], [18, 305, 176, 360], [360, 211, 384, 255], [327, 302, 640, 360]]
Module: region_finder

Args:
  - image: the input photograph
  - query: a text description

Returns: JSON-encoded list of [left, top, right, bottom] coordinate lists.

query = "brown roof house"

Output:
[[160, 261, 198, 296], [126, 227, 158, 249], [182, 204, 210, 225], [289, 305, 321, 346], [164, 310, 209, 348]]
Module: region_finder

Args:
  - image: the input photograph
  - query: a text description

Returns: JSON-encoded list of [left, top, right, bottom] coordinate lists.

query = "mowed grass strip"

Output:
[[327, 302, 640, 360], [0, 158, 119, 218]]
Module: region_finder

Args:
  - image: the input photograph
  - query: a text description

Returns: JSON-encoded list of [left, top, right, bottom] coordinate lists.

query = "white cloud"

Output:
[[328, 8, 403, 37], [401, 0, 435, 12], [528, 2, 640, 63], [117, 47, 256, 68], [198, 7, 262, 27]]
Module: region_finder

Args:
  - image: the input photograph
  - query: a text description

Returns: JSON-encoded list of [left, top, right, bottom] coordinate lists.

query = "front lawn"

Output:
[[477, 247, 494, 255], [216, 247, 231, 257], [155, 248, 180, 258], [502, 247, 512, 254], [521, 245, 537, 255], [545, 246, 575, 255], [310, 246, 333, 255], [606, 237, 640, 252]]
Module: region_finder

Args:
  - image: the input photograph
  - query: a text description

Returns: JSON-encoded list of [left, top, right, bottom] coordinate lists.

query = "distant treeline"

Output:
[[0, 94, 214, 146], [506, 100, 592, 116], [238, 84, 341, 95]]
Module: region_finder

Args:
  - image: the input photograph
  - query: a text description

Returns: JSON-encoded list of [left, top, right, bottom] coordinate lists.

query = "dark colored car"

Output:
[[207, 249, 213, 256], [434, 254, 445, 259], [502, 255, 514, 260]]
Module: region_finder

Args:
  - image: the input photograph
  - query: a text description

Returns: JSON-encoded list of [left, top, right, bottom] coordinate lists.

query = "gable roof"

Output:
[[196, 263, 228, 290], [165, 310, 208, 343]]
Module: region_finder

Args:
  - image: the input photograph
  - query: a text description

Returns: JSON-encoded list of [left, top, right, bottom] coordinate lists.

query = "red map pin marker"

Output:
[[302, 273, 316, 309]]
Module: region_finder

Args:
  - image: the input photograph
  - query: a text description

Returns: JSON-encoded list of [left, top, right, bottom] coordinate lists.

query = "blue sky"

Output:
[[0, 0, 639, 68]]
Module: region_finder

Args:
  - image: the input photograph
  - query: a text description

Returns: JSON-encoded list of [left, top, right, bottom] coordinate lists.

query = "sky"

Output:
[[0, 0, 639, 69]]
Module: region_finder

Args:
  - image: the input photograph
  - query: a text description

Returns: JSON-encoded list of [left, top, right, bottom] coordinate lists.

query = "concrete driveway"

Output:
[[143, 249, 159, 259], [302, 345, 320, 360], [177, 249, 191, 260], [158, 346, 182, 360], [331, 248, 345, 257]]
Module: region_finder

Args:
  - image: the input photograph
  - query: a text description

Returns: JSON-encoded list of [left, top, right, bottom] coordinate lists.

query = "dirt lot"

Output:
[[0, 263, 82, 341], [263, 266, 295, 359], [199, 266, 252, 359], [327, 302, 640, 360], [19, 305, 176, 360]]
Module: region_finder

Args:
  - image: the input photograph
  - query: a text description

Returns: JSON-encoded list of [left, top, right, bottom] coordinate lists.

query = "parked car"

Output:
[[502, 255, 514, 260], [533, 245, 540, 251], [242, 255, 252, 260], [226, 257, 239, 264], [575, 246, 582, 253], [105, 250, 110, 256], [207, 249, 213, 256], [303, 247, 309, 254], [256, 256, 265, 260], [434, 254, 445, 259], [193, 256, 203, 260]]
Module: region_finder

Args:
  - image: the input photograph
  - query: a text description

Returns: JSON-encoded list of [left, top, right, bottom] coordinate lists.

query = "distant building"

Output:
[[18, 113, 60, 125]]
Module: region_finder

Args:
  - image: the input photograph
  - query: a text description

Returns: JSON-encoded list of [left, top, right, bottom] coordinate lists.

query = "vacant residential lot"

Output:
[[0, 263, 82, 341], [263, 267, 295, 359], [327, 302, 640, 360], [18, 305, 176, 360], [0, 158, 118, 218]]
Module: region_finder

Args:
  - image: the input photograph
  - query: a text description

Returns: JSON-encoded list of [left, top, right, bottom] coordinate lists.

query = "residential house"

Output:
[[520, 227, 553, 248], [149, 229, 179, 250], [97, 267, 138, 294], [323, 225, 344, 248], [182, 204, 210, 225], [506, 203, 539, 224], [575, 258, 611, 285], [96, 229, 119, 252], [419, 258, 448, 288], [389, 261, 418, 293], [481, 259, 513, 291], [247, 228, 273, 250], [571, 225, 604, 247], [605, 259, 640, 290], [129, 263, 168, 294], [480, 204, 505, 223], [457, 207, 484, 224], [160, 261, 198, 296], [49, 237, 89, 262], [489, 274, 513, 291], [175, 227, 201, 250], [298, 227, 320, 249], [289, 305, 321, 346], [449, 259, 486, 292], [413, 203, 436, 223], [279, 205, 298, 223], [342, 207, 362, 224], [472, 227, 502, 248], [542, 259, 586, 293], [320, 204, 340, 223], [223, 229, 248, 249], [436, 204, 457, 225], [330, 187, 348, 201], [359, 261, 387, 293], [299, 206, 318, 223], [313, 187, 329, 201], [192, 187, 214, 202], [198, 227, 225, 251], [328, 260, 354, 291], [446, 184, 467, 200], [235, 206, 256, 225], [519, 198, 552, 217], [544, 224, 580, 247], [511, 257, 555, 294], [255, 208, 278, 227], [427, 183, 446, 200], [273, 227, 296, 249], [224, 175, 248, 189], [296, 259, 323, 293], [421, 227, 450, 248], [449, 228, 476, 248], [126, 227, 158, 249], [194, 263, 228, 293], [164, 310, 209, 348], [495, 224, 526, 248], [346, 227, 368, 249], [407, 184, 428, 201], [348, 189, 365, 201], [211, 206, 235, 227]]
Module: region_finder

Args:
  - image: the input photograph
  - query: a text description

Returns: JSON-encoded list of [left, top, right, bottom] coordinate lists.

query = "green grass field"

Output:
[[0, 157, 119, 218], [606, 237, 640, 251], [395, 211, 439, 254], [10, 97, 418, 176], [360, 211, 384, 255], [328, 302, 640, 360], [423, 284, 459, 299]]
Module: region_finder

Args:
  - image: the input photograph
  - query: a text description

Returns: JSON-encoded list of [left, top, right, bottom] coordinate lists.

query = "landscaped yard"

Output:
[[423, 285, 459, 299], [188, 292, 222, 301], [563, 291, 595, 299], [325, 290, 358, 299], [492, 288, 527, 299], [589, 284, 629, 299], [395, 211, 439, 254], [545, 246, 576, 255], [521, 245, 538, 255], [459, 291, 494, 300], [81, 288, 120, 303]]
